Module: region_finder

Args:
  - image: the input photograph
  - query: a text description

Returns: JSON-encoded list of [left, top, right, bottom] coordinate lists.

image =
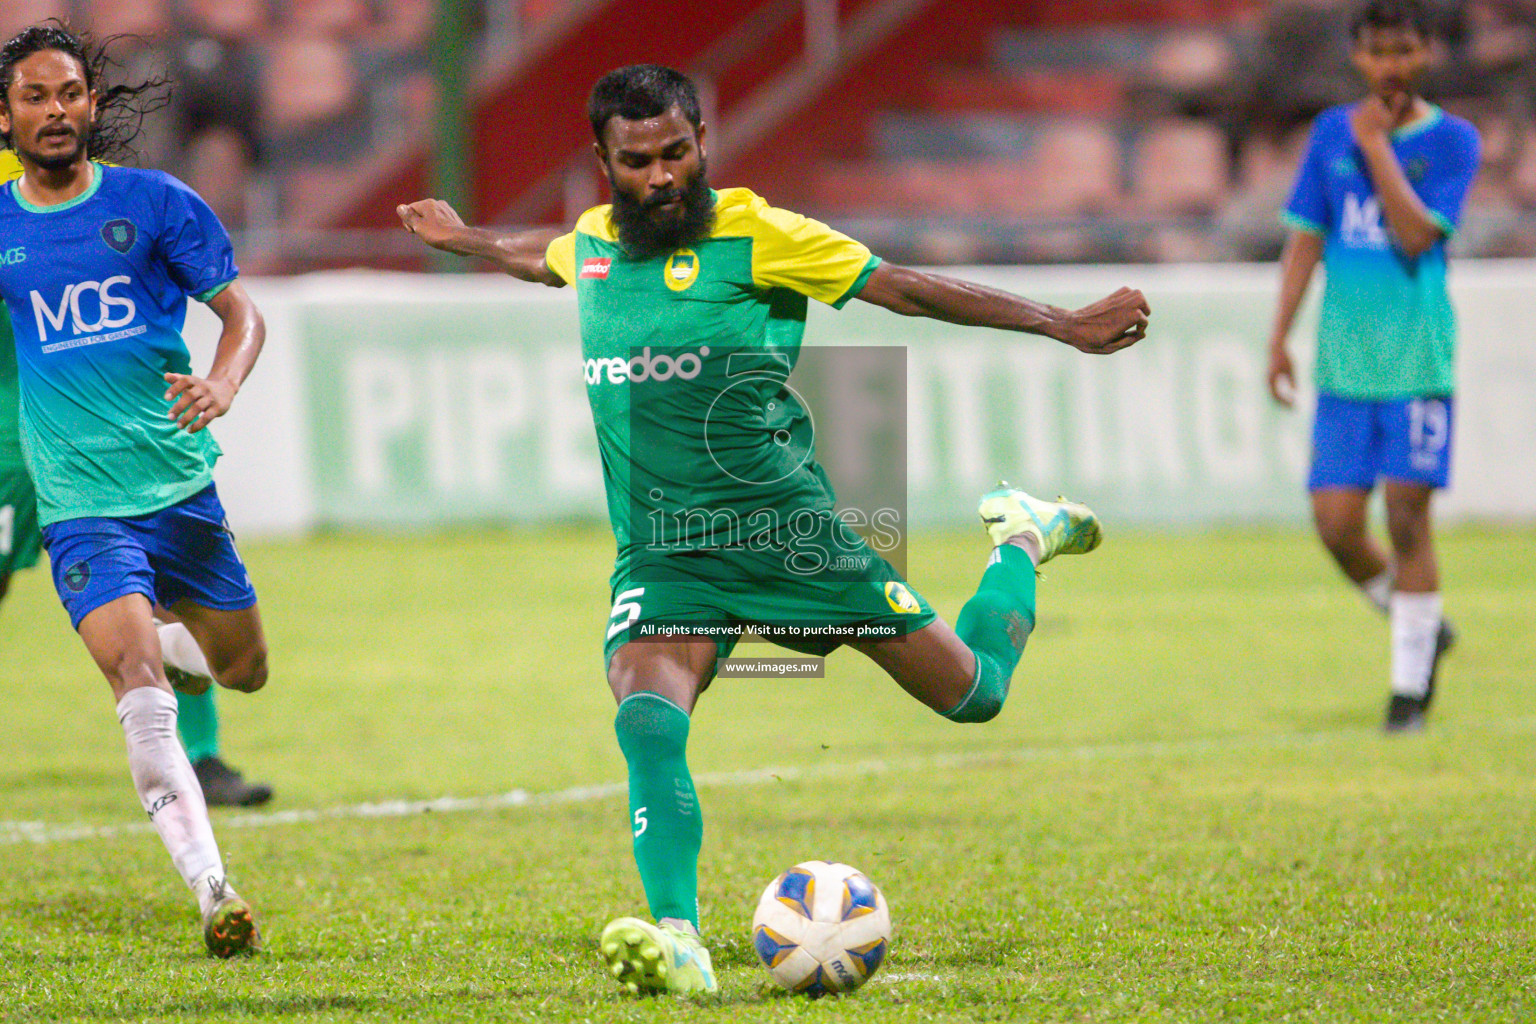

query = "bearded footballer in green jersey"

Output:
[[400, 65, 1150, 995]]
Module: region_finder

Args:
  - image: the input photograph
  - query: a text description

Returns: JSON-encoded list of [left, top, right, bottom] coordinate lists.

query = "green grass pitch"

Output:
[[2, 526, 1534, 1022]]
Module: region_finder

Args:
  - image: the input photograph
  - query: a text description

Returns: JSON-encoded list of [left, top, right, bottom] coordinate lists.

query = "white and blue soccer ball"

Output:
[[751, 860, 891, 995]]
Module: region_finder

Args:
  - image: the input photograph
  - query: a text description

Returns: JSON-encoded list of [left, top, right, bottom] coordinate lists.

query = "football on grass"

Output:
[[751, 860, 890, 995]]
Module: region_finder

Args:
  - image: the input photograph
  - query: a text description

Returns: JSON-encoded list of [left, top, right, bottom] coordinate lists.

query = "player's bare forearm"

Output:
[[1269, 230, 1323, 347], [163, 280, 265, 432], [1267, 230, 1323, 407], [429, 224, 563, 283], [204, 281, 265, 390], [856, 262, 1149, 354], [396, 199, 564, 285], [1357, 137, 1442, 257]]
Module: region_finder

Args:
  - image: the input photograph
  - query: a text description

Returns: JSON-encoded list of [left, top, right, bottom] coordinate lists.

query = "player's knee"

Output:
[[1313, 514, 1364, 557], [614, 691, 691, 761], [950, 692, 1004, 723], [110, 652, 161, 692], [940, 656, 1009, 724], [1385, 505, 1432, 555], [218, 643, 269, 693]]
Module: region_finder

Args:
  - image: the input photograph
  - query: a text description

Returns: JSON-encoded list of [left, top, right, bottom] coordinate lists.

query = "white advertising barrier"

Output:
[[183, 263, 1536, 536]]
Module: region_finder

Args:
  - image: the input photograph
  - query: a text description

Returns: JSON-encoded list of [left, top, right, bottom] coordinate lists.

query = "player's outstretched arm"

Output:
[[854, 262, 1149, 355], [1266, 229, 1324, 408], [396, 199, 565, 286], [164, 281, 265, 434]]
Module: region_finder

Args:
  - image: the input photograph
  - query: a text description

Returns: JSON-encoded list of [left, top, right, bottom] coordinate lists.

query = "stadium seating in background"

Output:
[[30, 0, 1536, 266], [185, 125, 252, 228], [775, 0, 1536, 263], [262, 35, 362, 160], [85, 0, 171, 38], [286, 0, 372, 38], [180, 0, 267, 41], [1131, 118, 1228, 216], [0, 1, 68, 38]]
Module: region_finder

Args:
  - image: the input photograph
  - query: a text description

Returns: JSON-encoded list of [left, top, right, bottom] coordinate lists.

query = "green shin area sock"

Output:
[[614, 693, 702, 928], [175, 687, 220, 763], [947, 545, 1038, 723]]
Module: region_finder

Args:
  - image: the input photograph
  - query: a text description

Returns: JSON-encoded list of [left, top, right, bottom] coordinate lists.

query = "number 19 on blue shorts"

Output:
[[1309, 393, 1454, 491]]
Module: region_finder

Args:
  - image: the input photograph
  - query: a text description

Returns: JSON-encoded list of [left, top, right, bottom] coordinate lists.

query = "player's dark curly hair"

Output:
[[1350, 0, 1433, 40], [0, 22, 170, 163], [588, 64, 702, 142]]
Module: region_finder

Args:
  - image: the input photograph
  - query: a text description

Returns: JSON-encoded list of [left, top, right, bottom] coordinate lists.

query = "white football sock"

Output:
[[1358, 569, 1394, 616], [116, 687, 225, 891], [1390, 592, 1443, 698], [156, 622, 213, 680]]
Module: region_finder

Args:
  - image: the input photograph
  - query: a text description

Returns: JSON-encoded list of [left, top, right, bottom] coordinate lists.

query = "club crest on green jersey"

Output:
[[101, 219, 136, 254], [665, 249, 699, 292], [884, 581, 920, 614]]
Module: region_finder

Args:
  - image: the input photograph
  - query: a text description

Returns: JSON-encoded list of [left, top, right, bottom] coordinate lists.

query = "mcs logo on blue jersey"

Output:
[[1340, 193, 1388, 249], [29, 276, 139, 347]]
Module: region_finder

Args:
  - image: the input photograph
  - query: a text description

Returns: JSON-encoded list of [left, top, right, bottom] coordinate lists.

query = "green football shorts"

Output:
[[601, 540, 937, 674], [0, 463, 41, 579]]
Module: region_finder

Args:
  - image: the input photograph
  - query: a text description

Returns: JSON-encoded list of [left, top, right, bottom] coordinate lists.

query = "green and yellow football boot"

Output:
[[978, 482, 1102, 563], [600, 917, 718, 995]]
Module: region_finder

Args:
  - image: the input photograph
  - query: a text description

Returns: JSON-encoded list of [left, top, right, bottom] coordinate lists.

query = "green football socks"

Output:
[[614, 693, 702, 928], [175, 688, 220, 763], [946, 545, 1037, 723]]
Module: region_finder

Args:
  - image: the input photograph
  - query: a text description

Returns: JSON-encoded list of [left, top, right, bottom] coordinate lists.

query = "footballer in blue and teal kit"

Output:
[[1283, 102, 1477, 493], [0, 161, 235, 526], [0, 160, 257, 626], [1283, 104, 1478, 408], [1267, 0, 1477, 733], [0, 24, 267, 956], [0, 146, 272, 807]]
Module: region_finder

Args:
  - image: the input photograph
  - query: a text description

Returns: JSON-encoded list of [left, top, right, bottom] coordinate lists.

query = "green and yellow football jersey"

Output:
[[546, 188, 882, 580], [0, 151, 41, 577], [0, 149, 22, 478]]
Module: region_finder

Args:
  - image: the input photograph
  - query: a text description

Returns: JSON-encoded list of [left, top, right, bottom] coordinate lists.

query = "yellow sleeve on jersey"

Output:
[[546, 206, 618, 284], [0, 151, 113, 185], [545, 231, 577, 285], [719, 189, 879, 308]]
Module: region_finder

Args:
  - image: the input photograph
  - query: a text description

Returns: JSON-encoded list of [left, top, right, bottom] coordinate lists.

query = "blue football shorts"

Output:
[[1308, 393, 1454, 491], [41, 483, 257, 629]]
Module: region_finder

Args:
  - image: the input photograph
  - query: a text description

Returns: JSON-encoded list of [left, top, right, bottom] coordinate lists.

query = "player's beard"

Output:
[[610, 161, 715, 260], [19, 124, 86, 170]]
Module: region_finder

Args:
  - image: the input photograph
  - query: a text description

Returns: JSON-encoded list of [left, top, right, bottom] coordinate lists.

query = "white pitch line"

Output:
[[6, 719, 1535, 846]]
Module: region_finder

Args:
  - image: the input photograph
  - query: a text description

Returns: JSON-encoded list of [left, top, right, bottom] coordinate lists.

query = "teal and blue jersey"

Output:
[[0, 162, 237, 526], [1284, 103, 1479, 400]]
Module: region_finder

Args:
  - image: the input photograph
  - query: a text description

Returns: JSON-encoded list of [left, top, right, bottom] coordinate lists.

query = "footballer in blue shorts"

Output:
[[1266, 0, 1479, 732], [0, 153, 274, 809], [0, 25, 268, 955]]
